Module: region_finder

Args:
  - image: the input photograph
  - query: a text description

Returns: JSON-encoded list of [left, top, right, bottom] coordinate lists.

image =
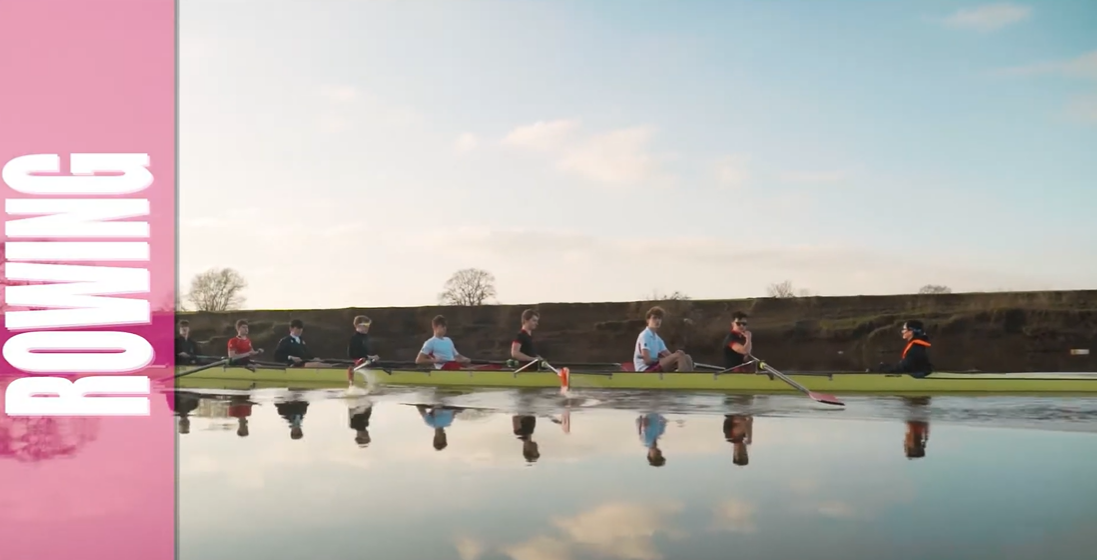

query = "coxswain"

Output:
[[722, 311, 753, 370], [175, 319, 200, 365], [274, 319, 325, 367], [415, 315, 472, 370], [633, 306, 694, 373], [347, 315, 380, 364], [510, 309, 541, 365], [226, 319, 262, 370], [876, 320, 933, 378]]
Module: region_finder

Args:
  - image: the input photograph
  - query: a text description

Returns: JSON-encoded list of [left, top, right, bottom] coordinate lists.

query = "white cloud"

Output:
[[455, 133, 479, 153], [710, 499, 757, 533], [454, 536, 486, 560], [319, 85, 359, 102], [503, 120, 672, 186], [777, 170, 847, 184], [557, 126, 666, 186], [997, 50, 1097, 80], [1066, 95, 1097, 124], [552, 502, 685, 560], [502, 119, 581, 152], [500, 502, 685, 560], [942, 3, 1031, 32], [503, 536, 572, 560], [715, 154, 750, 188]]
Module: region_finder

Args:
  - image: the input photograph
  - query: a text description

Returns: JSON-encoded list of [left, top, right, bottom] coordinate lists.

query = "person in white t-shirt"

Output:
[[633, 306, 694, 373], [415, 314, 472, 370]]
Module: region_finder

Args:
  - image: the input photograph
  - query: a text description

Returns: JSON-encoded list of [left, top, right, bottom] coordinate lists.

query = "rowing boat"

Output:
[[172, 366, 1097, 394]]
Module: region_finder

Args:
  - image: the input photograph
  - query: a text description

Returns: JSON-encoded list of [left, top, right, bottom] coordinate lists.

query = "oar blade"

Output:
[[809, 391, 845, 406]]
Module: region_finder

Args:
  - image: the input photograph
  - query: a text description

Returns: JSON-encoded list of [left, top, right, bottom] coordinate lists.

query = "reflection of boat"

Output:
[[173, 366, 1097, 394]]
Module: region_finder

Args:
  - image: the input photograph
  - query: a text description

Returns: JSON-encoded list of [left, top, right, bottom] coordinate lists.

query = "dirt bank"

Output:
[[178, 290, 1097, 372]]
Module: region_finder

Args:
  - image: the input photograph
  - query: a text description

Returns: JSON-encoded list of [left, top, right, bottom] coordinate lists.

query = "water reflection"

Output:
[[903, 396, 931, 459]]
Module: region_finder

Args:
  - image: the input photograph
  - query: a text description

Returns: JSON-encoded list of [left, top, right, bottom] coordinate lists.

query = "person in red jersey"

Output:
[[227, 319, 262, 370]]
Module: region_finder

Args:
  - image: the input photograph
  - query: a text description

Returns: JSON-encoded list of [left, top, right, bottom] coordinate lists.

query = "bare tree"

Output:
[[439, 268, 497, 306], [918, 284, 952, 294], [647, 290, 690, 301], [767, 280, 798, 298], [186, 268, 247, 311]]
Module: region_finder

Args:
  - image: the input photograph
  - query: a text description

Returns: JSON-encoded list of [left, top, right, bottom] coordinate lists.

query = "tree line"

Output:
[[180, 265, 954, 312]]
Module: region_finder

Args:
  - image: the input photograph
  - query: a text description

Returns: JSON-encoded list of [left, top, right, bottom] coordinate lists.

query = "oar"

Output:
[[750, 355, 844, 406], [539, 360, 571, 392], [173, 358, 230, 379], [696, 360, 758, 374]]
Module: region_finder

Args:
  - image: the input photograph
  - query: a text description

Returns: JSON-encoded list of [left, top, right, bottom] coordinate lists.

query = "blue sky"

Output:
[[180, 1, 1097, 309]]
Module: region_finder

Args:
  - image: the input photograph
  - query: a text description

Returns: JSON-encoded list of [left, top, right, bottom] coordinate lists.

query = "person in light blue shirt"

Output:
[[415, 315, 472, 370], [638, 412, 667, 467], [633, 306, 694, 373], [417, 404, 457, 450]]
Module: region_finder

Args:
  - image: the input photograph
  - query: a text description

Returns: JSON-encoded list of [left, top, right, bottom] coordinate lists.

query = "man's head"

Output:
[[235, 319, 249, 336], [433, 428, 448, 450], [432, 315, 448, 337], [647, 446, 666, 467], [901, 320, 924, 341], [355, 429, 371, 447], [730, 311, 749, 333], [521, 309, 540, 331], [354, 315, 371, 333], [178, 319, 190, 337], [646, 306, 665, 329], [289, 319, 304, 337]]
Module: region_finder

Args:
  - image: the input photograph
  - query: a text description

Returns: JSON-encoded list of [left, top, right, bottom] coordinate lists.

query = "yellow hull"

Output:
[[171, 366, 1097, 395]]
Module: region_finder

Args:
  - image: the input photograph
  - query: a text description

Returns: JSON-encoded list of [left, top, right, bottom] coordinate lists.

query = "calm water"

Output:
[[174, 387, 1097, 560]]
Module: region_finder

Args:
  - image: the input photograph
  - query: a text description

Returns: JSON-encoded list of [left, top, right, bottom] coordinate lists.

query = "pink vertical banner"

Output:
[[0, 1, 176, 560]]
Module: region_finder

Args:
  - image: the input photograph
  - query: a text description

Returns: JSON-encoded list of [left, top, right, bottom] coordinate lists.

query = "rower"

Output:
[[723, 414, 753, 466], [510, 309, 541, 364], [722, 311, 753, 370], [633, 306, 694, 373], [348, 315, 380, 363], [175, 319, 200, 365], [274, 319, 325, 367], [638, 412, 667, 467], [416, 404, 456, 450], [226, 319, 262, 370], [415, 315, 472, 370], [513, 415, 540, 463], [875, 320, 933, 378]]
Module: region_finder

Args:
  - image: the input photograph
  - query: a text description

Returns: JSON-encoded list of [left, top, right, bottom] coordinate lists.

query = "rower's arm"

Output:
[[510, 342, 538, 361], [273, 338, 291, 363], [415, 352, 434, 365]]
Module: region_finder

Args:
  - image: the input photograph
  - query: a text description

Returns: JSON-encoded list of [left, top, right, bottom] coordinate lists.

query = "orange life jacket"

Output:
[[902, 339, 931, 359]]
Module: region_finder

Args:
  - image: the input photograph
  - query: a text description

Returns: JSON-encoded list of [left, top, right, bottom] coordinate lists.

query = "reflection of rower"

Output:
[[638, 412, 667, 467], [722, 414, 753, 467], [348, 397, 373, 447], [167, 391, 201, 435], [903, 396, 931, 459], [275, 395, 309, 440], [512, 415, 540, 463], [228, 395, 255, 437], [416, 404, 458, 451]]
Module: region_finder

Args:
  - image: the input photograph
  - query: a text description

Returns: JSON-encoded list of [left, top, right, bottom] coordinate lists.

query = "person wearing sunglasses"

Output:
[[722, 311, 753, 370], [873, 320, 933, 378]]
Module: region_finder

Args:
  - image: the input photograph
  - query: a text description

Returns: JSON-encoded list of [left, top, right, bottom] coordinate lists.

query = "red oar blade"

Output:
[[809, 391, 845, 406]]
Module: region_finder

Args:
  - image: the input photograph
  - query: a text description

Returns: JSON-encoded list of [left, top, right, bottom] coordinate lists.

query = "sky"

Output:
[[179, 0, 1097, 310]]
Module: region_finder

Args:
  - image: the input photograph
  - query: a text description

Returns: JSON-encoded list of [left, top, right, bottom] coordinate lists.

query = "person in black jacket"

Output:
[[274, 319, 323, 367], [347, 315, 380, 363], [174, 320, 200, 365], [875, 320, 933, 378]]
